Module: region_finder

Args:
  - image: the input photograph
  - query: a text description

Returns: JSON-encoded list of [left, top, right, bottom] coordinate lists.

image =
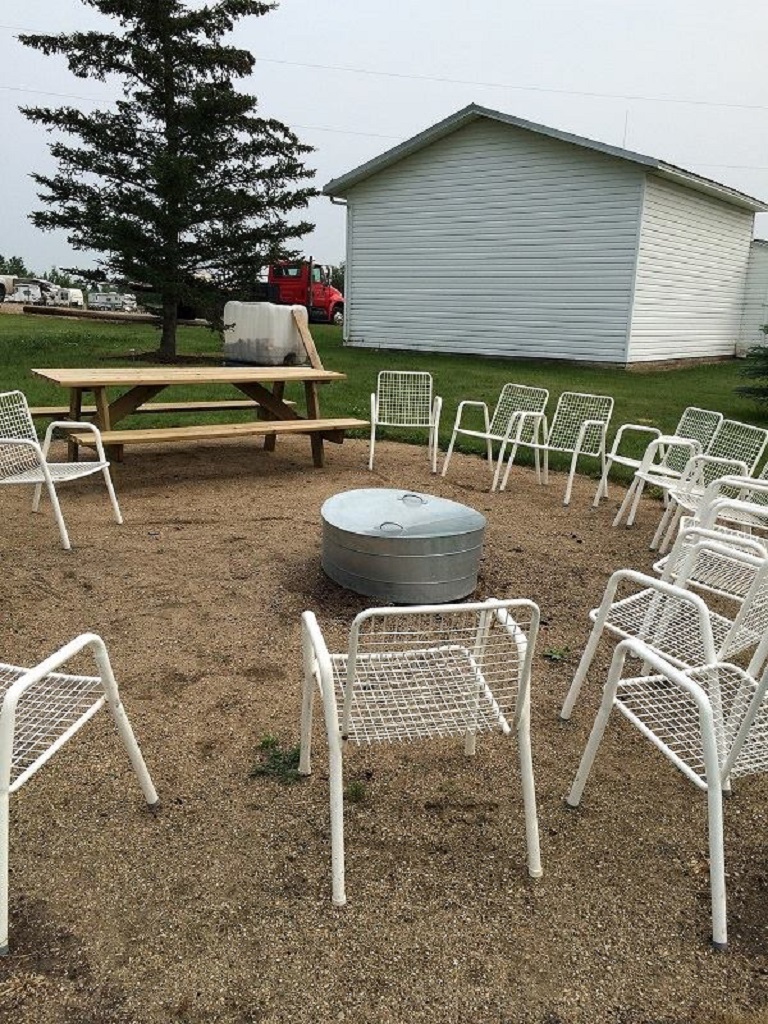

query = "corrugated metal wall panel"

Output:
[[738, 241, 768, 352], [344, 119, 643, 362], [629, 176, 754, 361]]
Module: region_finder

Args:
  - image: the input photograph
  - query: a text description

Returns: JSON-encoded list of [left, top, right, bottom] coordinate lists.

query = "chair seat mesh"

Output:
[[0, 663, 104, 789], [331, 645, 512, 744], [591, 589, 735, 665], [616, 663, 768, 783], [1, 461, 107, 485], [653, 547, 762, 602]]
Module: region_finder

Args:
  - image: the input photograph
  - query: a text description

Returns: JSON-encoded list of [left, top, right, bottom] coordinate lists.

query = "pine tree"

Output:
[[738, 326, 768, 405], [19, 1, 317, 358]]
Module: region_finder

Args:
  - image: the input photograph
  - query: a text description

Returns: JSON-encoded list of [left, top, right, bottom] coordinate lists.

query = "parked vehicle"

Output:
[[0, 274, 16, 302], [58, 287, 85, 308], [265, 259, 344, 325], [87, 291, 138, 312]]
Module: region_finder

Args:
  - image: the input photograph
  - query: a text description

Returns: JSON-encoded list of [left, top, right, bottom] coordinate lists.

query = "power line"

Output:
[[255, 57, 768, 114], [1, 21, 765, 113]]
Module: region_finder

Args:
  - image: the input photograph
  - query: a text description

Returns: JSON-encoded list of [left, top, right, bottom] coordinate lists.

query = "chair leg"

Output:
[[0, 790, 8, 956], [613, 477, 638, 527], [327, 730, 347, 907], [441, 429, 458, 477], [560, 620, 605, 721], [516, 722, 542, 878], [299, 667, 315, 776], [101, 467, 123, 525], [95, 643, 158, 806], [593, 457, 613, 508], [565, 666, 618, 808], [38, 479, 72, 551], [563, 449, 580, 506], [650, 501, 676, 551], [707, 771, 728, 950], [368, 425, 376, 472], [658, 504, 683, 555]]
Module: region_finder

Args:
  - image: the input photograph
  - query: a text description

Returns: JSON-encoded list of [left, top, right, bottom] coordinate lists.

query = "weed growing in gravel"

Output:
[[345, 780, 368, 803], [543, 646, 571, 662], [250, 735, 303, 785]]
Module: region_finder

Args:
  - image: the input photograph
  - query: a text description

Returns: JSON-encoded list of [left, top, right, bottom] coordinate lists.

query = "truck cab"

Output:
[[267, 260, 344, 325]]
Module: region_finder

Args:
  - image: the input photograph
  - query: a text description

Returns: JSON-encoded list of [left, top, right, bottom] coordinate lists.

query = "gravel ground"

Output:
[[1, 435, 767, 1024]]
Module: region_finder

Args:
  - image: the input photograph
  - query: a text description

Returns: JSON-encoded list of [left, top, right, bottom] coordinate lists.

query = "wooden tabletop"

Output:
[[32, 366, 346, 387]]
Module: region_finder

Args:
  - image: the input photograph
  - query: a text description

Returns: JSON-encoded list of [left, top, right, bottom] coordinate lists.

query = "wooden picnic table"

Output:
[[31, 366, 367, 467]]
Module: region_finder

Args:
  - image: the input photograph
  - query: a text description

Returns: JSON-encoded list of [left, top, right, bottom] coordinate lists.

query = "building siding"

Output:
[[344, 118, 644, 362], [738, 241, 768, 352], [628, 176, 754, 361]]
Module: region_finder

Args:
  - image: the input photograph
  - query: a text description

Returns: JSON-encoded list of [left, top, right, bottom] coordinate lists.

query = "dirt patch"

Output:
[[1, 437, 766, 1024]]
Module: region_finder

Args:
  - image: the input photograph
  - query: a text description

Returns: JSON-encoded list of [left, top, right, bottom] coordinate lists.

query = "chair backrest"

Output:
[[547, 391, 614, 454], [662, 407, 723, 474], [0, 390, 39, 480], [728, 563, 768, 660], [705, 419, 768, 473], [340, 599, 539, 741], [375, 371, 434, 427], [489, 384, 549, 441]]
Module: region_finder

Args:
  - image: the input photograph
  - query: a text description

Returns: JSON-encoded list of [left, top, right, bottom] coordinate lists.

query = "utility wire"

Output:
[[0, 21, 765, 113]]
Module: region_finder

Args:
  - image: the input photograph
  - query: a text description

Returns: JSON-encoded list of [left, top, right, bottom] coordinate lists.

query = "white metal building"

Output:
[[739, 240, 768, 353], [324, 104, 768, 365]]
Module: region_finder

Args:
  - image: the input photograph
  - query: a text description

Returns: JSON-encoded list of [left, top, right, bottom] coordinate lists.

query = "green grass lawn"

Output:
[[1, 311, 765, 480]]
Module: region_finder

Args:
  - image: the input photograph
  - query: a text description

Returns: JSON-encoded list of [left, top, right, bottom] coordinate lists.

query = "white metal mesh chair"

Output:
[[368, 371, 443, 473], [652, 464, 768, 554], [0, 633, 158, 954], [499, 390, 614, 506], [560, 550, 768, 722], [441, 383, 550, 491], [616, 417, 768, 530], [566, 632, 768, 949], [654, 518, 768, 604], [600, 406, 722, 514], [299, 598, 542, 905], [0, 390, 122, 550]]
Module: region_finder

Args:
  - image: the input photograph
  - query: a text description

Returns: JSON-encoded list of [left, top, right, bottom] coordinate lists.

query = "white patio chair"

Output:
[[559, 549, 768, 722], [654, 517, 767, 604], [499, 390, 614, 506], [441, 383, 549, 491], [650, 455, 762, 553], [566, 631, 768, 949], [0, 390, 122, 550], [368, 371, 443, 473], [299, 598, 542, 906], [597, 406, 722, 512], [615, 417, 768, 530], [652, 464, 768, 554], [0, 632, 158, 955]]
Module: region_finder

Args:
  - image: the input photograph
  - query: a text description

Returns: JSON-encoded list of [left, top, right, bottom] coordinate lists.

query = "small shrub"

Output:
[[249, 735, 302, 785]]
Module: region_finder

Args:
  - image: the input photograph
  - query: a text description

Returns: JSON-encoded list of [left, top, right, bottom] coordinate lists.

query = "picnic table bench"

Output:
[[32, 366, 367, 468]]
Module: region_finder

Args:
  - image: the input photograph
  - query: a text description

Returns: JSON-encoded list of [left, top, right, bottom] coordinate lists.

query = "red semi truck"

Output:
[[267, 259, 344, 326]]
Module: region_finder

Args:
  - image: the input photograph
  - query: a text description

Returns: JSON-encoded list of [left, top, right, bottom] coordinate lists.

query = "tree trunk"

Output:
[[159, 295, 178, 360]]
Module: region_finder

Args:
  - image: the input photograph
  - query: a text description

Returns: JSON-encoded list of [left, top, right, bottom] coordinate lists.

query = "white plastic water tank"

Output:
[[222, 301, 309, 365]]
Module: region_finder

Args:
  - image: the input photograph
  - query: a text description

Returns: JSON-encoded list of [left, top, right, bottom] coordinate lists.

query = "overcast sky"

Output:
[[1, 0, 767, 274]]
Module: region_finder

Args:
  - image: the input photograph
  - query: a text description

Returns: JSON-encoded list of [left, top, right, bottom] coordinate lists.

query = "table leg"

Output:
[[93, 386, 123, 463], [305, 381, 324, 468], [67, 388, 83, 461], [263, 382, 284, 452]]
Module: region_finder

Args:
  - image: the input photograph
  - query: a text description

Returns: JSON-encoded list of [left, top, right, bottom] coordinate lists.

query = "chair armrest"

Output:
[[501, 409, 545, 443], [607, 423, 662, 458], [44, 420, 110, 461], [635, 435, 701, 474], [1, 633, 109, 717]]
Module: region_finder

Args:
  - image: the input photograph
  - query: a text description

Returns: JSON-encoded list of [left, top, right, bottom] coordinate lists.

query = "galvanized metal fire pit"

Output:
[[321, 488, 486, 604]]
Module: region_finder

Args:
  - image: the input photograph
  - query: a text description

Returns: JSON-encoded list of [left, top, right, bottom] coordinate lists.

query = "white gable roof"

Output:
[[324, 103, 768, 212]]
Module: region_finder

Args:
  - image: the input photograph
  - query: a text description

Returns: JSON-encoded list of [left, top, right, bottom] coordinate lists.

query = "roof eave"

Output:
[[653, 164, 768, 212]]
